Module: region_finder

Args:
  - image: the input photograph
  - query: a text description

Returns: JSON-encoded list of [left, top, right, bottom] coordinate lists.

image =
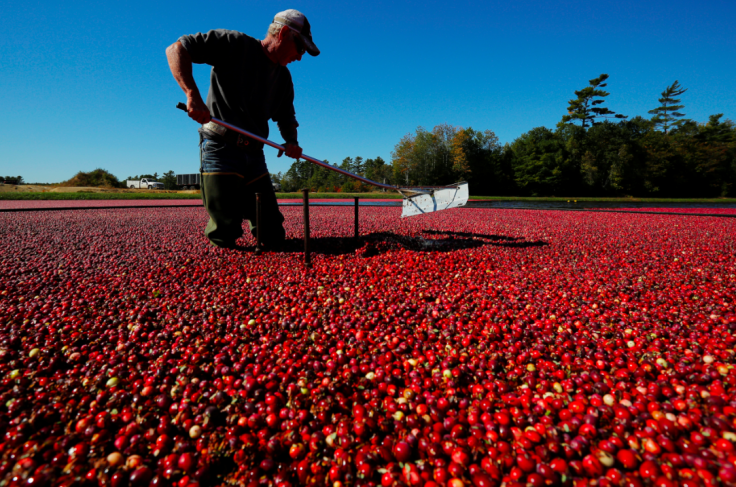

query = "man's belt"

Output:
[[202, 122, 264, 153]]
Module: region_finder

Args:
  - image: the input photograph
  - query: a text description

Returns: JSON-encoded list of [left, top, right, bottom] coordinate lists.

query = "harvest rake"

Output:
[[176, 103, 469, 217]]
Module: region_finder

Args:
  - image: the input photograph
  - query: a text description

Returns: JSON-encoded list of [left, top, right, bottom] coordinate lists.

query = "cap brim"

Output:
[[300, 34, 320, 56]]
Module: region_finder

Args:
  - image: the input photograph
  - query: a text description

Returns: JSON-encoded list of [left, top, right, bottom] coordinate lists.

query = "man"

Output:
[[166, 9, 320, 249]]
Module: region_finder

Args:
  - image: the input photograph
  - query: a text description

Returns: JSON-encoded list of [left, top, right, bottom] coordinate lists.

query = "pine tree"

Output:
[[161, 170, 177, 190], [352, 157, 364, 175], [648, 80, 688, 134], [561, 74, 627, 129]]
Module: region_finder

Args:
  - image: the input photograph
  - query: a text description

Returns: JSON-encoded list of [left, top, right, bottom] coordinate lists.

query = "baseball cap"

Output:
[[273, 9, 320, 56]]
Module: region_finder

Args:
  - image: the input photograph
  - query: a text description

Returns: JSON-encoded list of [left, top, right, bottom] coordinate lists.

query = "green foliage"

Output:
[[506, 112, 736, 197], [649, 80, 689, 134], [2, 176, 24, 185], [161, 170, 177, 190], [352, 157, 364, 175], [280, 156, 379, 193], [0, 192, 202, 200], [561, 74, 627, 129], [510, 127, 576, 195], [61, 168, 122, 188], [688, 115, 736, 196], [389, 124, 508, 195], [391, 125, 456, 186], [281, 112, 736, 197], [270, 172, 284, 189], [277, 72, 736, 198], [364, 157, 392, 186]]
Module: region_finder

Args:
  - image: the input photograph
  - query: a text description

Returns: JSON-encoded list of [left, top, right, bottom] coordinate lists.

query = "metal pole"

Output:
[[255, 193, 262, 254], [354, 197, 359, 242], [176, 104, 406, 193], [302, 189, 311, 268]]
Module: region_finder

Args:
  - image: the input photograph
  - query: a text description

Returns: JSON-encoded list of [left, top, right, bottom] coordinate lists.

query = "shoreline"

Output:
[[2, 189, 736, 203]]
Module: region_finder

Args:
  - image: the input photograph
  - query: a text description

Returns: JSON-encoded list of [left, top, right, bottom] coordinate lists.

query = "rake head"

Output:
[[400, 182, 469, 217]]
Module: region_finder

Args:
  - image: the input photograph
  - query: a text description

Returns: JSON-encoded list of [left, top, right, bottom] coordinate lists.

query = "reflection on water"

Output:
[[279, 200, 736, 210], [280, 201, 397, 207]]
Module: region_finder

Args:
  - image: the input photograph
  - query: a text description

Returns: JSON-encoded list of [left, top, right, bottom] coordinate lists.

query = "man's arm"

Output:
[[166, 41, 211, 124], [277, 122, 302, 159]]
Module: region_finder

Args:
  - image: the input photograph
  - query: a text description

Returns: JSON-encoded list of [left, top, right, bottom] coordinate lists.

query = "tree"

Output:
[[684, 114, 736, 196], [338, 158, 357, 191], [390, 125, 464, 186], [391, 133, 416, 186], [427, 124, 457, 184], [580, 150, 598, 187], [648, 80, 688, 134], [341, 157, 354, 177], [608, 143, 634, 192], [450, 129, 471, 176], [161, 170, 177, 190], [561, 74, 627, 129], [511, 127, 572, 195], [364, 157, 392, 186], [365, 157, 392, 190], [352, 157, 364, 175], [282, 159, 313, 191], [390, 124, 506, 193], [450, 128, 510, 195], [270, 172, 283, 186], [61, 169, 121, 188]]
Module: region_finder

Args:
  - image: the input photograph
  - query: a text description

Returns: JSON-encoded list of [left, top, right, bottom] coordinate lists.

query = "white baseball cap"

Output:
[[273, 9, 320, 56]]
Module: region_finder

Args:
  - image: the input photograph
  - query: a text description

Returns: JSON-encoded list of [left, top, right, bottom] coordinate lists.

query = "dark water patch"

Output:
[[466, 201, 736, 210], [280, 200, 736, 210]]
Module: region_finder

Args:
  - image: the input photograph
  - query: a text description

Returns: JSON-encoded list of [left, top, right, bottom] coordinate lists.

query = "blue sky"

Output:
[[2, 0, 735, 183]]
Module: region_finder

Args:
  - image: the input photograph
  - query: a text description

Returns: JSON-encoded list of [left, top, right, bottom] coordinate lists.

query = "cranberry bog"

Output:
[[1, 206, 736, 487]]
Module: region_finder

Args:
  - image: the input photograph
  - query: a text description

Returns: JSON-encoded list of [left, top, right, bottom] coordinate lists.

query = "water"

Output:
[[279, 200, 736, 210], [3, 199, 735, 213], [465, 201, 736, 210]]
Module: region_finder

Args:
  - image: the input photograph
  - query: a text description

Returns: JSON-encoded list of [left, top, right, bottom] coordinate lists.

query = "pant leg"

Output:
[[200, 137, 248, 247], [201, 173, 246, 247], [242, 172, 286, 247], [199, 137, 285, 248]]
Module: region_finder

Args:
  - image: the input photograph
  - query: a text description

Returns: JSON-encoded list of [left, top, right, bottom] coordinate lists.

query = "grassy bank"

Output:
[[2, 191, 736, 203], [0, 192, 203, 200], [0, 192, 401, 200]]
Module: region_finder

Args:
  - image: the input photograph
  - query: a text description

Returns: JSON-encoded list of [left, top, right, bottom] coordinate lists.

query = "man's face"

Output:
[[276, 27, 304, 66]]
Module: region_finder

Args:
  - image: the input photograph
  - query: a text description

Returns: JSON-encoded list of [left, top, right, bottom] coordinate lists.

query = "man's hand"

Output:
[[187, 98, 211, 124], [278, 142, 303, 160]]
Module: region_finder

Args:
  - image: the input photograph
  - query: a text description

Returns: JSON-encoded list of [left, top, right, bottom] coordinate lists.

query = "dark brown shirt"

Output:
[[179, 29, 297, 141]]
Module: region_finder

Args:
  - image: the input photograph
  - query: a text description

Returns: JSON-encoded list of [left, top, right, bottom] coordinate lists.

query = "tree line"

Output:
[[274, 156, 393, 193], [44, 169, 180, 189], [281, 76, 736, 197], [2, 176, 24, 185]]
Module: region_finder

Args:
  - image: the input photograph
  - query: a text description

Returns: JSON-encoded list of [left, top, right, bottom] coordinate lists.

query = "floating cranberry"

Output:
[[177, 452, 195, 473], [1, 205, 736, 485], [616, 449, 638, 470], [110, 471, 129, 487], [129, 467, 153, 487], [393, 441, 412, 462]]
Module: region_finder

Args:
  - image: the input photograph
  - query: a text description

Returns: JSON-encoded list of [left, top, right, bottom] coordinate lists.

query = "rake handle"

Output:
[[176, 102, 399, 192]]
